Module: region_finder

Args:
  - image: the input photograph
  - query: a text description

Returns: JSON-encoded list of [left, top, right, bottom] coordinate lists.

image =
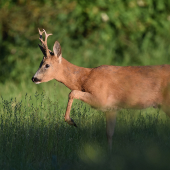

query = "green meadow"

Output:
[[1, 91, 170, 170], [1, 0, 170, 169]]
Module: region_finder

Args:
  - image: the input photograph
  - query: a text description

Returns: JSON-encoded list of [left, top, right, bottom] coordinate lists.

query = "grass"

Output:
[[0, 90, 170, 170]]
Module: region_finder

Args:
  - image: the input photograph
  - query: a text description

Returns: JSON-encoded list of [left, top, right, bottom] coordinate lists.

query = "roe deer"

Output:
[[32, 29, 170, 150]]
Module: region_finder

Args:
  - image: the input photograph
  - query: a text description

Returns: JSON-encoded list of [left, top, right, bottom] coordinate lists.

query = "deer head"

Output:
[[32, 29, 62, 84]]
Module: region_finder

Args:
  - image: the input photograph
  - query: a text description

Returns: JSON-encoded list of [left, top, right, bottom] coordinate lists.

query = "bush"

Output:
[[0, 0, 170, 83]]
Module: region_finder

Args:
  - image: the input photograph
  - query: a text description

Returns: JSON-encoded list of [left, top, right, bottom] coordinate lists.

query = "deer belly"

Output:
[[101, 91, 159, 111]]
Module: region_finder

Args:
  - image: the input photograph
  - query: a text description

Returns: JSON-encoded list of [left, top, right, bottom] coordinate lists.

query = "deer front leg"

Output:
[[64, 93, 77, 127], [64, 90, 99, 127]]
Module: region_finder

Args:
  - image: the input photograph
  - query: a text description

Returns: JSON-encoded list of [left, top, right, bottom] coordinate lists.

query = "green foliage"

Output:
[[1, 0, 170, 84]]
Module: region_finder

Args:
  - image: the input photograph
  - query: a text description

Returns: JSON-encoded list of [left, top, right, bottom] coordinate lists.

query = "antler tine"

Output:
[[38, 29, 52, 57], [38, 28, 47, 56], [38, 28, 44, 38], [38, 28, 45, 47], [43, 29, 52, 40], [43, 29, 52, 57]]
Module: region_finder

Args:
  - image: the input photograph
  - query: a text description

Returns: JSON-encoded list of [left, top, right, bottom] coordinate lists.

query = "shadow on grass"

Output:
[[0, 97, 170, 170]]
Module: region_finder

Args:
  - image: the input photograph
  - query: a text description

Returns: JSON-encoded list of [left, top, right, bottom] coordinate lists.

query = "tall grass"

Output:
[[0, 91, 170, 170]]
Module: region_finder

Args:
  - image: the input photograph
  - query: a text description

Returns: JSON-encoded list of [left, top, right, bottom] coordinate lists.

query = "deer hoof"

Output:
[[65, 118, 77, 127]]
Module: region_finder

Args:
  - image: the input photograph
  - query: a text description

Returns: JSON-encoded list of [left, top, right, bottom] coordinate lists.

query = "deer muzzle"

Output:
[[32, 77, 41, 84]]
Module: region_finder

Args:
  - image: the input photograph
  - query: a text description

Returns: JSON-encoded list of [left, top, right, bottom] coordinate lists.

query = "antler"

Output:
[[38, 28, 46, 56], [38, 28, 45, 47], [38, 28, 53, 57]]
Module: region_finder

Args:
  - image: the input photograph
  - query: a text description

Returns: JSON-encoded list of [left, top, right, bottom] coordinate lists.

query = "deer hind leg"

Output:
[[105, 110, 117, 151], [161, 90, 170, 118], [162, 104, 170, 118], [65, 90, 100, 127]]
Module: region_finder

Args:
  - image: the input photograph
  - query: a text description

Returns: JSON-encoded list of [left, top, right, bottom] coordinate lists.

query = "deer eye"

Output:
[[45, 64, 50, 68]]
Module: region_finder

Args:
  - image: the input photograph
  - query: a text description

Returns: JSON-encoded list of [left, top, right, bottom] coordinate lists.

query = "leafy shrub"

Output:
[[0, 0, 170, 83]]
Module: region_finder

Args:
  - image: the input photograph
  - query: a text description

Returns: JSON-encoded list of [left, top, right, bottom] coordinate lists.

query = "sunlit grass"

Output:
[[0, 91, 170, 170]]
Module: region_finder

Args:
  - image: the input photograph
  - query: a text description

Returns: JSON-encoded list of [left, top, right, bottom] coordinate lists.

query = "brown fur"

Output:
[[32, 29, 170, 150]]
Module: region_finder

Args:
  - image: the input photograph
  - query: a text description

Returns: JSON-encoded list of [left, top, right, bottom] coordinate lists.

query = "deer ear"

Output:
[[53, 41, 62, 63]]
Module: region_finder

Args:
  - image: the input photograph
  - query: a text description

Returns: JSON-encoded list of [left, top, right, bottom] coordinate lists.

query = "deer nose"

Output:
[[32, 77, 38, 82], [32, 77, 41, 83], [32, 77, 35, 82]]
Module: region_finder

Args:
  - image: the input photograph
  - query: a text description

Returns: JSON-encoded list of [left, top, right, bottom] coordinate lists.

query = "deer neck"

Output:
[[55, 58, 91, 91]]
